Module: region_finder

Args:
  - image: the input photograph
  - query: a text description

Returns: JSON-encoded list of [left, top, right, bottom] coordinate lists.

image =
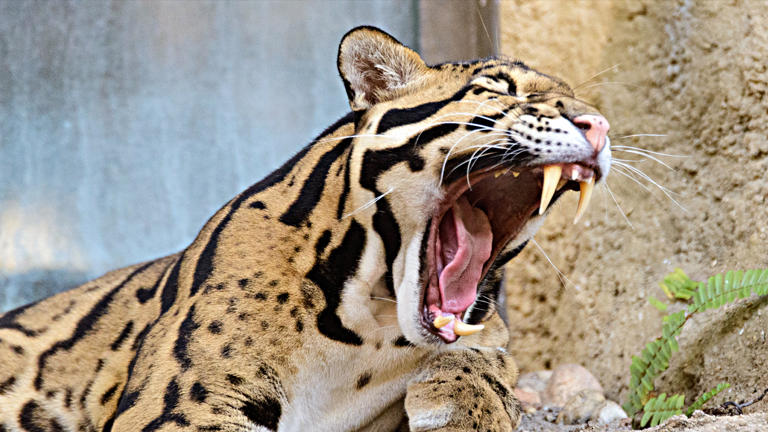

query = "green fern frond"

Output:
[[641, 393, 685, 427], [685, 383, 730, 416], [689, 269, 768, 313], [623, 310, 685, 416], [624, 268, 768, 420], [648, 295, 668, 311], [660, 268, 698, 300]]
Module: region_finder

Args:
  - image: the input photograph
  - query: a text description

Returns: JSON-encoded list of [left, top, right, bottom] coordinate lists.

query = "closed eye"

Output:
[[470, 76, 511, 95]]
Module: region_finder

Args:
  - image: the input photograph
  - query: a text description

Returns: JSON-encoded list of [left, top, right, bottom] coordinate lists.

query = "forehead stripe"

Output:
[[377, 86, 471, 134]]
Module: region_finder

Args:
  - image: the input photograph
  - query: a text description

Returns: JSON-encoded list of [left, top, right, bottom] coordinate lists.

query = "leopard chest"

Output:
[[279, 339, 427, 431]]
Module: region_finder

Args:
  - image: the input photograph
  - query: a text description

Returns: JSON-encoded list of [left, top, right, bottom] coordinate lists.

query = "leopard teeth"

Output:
[[573, 176, 595, 224], [433, 315, 454, 329], [539, 165, 562, 215], [453, 320, 484, 336]]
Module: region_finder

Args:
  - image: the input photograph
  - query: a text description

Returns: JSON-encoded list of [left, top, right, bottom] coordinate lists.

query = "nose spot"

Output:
[[573, 114, 610, 153]]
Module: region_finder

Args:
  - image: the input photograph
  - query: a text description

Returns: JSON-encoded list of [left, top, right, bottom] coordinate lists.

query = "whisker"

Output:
[[612, 165, 653, 193], [573, 63, 621, 90], [603, 181, 634, 228], [613, 161, 687, 211], [613, 149, 676, 170], [531, 239, 574, 289], [577, 81, 643, 91], [613, 133, 668, 139], [613, 146, 688, 159], [370, 296, 397, 304], [342, 186, 395, 219]]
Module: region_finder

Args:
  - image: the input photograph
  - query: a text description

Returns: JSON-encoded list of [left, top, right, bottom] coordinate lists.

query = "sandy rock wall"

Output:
[[500, 0, 768, 410]]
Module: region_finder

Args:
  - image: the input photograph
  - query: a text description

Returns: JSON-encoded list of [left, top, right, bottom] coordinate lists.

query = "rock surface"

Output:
[[501, 0, 768, 414], [517, 410, 768, 432], [543, 364, 604, 407]]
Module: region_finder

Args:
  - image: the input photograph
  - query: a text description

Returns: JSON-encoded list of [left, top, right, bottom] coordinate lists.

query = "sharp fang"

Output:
[[494, 171, 503, 178], [574, 176, 595, 223], [433, 315, 454, 329], [571, 170, 579, 181], [453, 320, 484, 336], [512, 171, 520, 177], [539, 165, 562, 215]]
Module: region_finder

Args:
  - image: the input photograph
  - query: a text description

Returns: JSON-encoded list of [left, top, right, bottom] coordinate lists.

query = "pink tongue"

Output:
[[437, 196, 493, 313]]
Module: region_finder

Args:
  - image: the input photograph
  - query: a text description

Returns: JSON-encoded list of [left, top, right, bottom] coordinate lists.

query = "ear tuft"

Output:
[[337, 26, 430, 110]]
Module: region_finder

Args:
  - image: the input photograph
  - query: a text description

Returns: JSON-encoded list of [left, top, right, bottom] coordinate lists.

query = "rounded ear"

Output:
[[337, 26, 431, 111]]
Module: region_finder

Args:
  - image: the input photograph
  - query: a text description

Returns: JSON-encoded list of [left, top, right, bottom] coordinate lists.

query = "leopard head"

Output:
[[337, 27, 610, 346]]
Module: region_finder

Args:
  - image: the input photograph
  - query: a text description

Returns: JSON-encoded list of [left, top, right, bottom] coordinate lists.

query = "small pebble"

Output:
[[597, 400, 628, 424], [556, 389, 605, 424], [517, 370, 552, 393], [513, 387, 541, 409], [542, 363, 604, 407]]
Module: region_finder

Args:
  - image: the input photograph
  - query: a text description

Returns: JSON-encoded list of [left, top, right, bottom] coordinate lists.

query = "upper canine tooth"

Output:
[[512, 171, 520, 177], [433, 315, 454, 329], [453, 320, 484, 336], [574, 176, 595, 223], [539, 165, 562, 215]]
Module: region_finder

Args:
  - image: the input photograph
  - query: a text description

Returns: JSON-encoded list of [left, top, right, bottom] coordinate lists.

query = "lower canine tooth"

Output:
[[574, 176, 595, 223], [453, 320, 484, 336], [433, 315, 454, 329], [539, 165, 562, 215]]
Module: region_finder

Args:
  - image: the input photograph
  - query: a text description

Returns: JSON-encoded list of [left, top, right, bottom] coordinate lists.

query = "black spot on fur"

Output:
[[80, 379, 94, 408], [64, 388, 73, 408], [197, 426, 222, 431], [276, 293, 289, 304], [161, 258, 183, 315], [227, 374, 244, 386], [0, 299, 41, 336], [315, 230, 332, 255], [12, 345, 24, 355], [190, 382, 208, 403], [140, 378, 189, 431], [100, 384, 120, 405], [208, 320, 223, 334], [110, 321, 134, 351], [269, 280, 279, 287], [1, 377, 17, 395], [19, 400, 61, 432], [173, 305, 200, 370], [249, 201, 266, 210], [295, 319, 304, 332], [254, 292, 267, 301], [221, 344, 233, 358], [131, 323, 151, 351], [356, 372, 372, 389], [393, 336, 413, 347], [240, 397, 282, 431], [238, 278, 249, 288], [261, 321, 269, 330]]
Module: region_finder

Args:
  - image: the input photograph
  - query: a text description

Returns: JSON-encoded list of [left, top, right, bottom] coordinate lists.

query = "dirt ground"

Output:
[[499, 0, 768, 424], [518, 410, 768, 432]]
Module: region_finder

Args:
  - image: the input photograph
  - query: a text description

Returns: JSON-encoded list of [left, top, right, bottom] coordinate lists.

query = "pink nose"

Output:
[[573, 114, 610, 153]]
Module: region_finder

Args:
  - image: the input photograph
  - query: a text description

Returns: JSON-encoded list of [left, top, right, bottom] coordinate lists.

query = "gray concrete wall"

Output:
[[0, 0, 421, 311]]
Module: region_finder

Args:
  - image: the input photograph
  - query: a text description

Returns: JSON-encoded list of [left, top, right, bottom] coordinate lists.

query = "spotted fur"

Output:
[[0, 27, 610, 431]]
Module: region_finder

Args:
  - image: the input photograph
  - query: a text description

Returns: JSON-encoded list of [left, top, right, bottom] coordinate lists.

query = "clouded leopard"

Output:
[[0, 26, 610, 431]]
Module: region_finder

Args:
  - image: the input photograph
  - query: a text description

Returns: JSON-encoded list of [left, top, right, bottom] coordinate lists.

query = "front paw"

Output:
[[404, 348, 521, 431]]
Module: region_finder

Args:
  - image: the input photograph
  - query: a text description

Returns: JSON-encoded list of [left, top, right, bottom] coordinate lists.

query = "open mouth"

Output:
[[420, 163, 598, 343]]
